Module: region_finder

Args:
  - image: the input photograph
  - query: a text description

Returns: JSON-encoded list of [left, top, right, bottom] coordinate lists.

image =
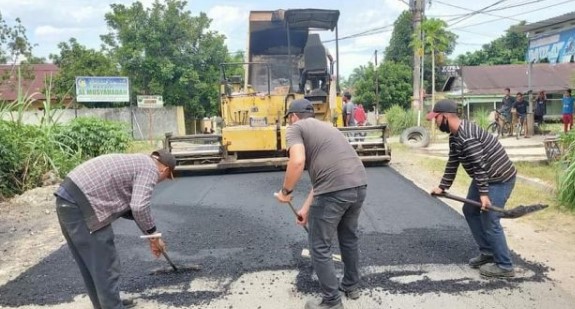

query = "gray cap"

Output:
[[426, 99, 458, 120], [151, 149, 177, 172], [284, 99, 314, 118]]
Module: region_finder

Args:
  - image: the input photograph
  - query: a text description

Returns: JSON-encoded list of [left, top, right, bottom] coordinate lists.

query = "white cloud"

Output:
[[207, 5, 249, 51], [34, 25, 83, 37]]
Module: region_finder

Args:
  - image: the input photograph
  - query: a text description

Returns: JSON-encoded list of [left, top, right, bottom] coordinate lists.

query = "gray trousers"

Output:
[[308, 186, 366, 305], [56, 197, 124, 309]]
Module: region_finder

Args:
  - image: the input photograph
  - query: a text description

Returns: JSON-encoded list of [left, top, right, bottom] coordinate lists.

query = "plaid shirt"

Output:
[[66, 154, 159, 233]]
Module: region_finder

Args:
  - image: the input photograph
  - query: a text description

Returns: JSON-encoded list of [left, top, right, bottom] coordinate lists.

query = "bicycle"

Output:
[[486, 110, 511, 138], [515, 114, 526, 139]]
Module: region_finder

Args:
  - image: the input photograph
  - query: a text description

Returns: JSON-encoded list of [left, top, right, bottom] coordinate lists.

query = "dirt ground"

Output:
[[1, 151, 574, 303]]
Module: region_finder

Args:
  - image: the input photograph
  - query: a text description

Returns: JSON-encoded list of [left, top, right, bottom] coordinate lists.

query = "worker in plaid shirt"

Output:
[[54, 149, 176, 309]]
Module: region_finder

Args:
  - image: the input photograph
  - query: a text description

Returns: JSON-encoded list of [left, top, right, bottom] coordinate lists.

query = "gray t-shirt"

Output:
[[286, 118, 367, 195], [344, 101, 356, 126]]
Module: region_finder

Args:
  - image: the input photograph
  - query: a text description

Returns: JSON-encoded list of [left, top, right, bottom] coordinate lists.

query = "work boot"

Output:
[[479, 263, 515, 278], [304, 299, 344, 309], [468, 254, 494, 268], [339, 287, 360, 300]]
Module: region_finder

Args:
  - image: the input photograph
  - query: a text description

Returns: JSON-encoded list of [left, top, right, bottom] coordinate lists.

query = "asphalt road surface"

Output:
[[0, 167, 573, 309]]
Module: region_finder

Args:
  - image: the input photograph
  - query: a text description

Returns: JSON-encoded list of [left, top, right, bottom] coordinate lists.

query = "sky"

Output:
[[0, 0, 573, 78]]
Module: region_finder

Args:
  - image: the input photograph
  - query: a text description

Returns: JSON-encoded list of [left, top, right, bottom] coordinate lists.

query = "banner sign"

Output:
[[527, 27, 575, 64], [75, 77, 130, 102], [137, 95, 164, 108]]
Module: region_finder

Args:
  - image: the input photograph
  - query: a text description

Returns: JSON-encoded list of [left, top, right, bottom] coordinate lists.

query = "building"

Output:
[[523, 12, 575, 64], [442, 63, 574, 119], [0, 64, 68, 110]]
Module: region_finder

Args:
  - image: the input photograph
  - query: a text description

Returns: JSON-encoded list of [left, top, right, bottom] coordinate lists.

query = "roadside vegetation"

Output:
[[0, 74, 131, 200]]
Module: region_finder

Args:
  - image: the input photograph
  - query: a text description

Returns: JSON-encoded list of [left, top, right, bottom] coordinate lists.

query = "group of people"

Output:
[[497, 87, 574, 135], [276, 98, 518, 308], [57, 97, 521, 309]]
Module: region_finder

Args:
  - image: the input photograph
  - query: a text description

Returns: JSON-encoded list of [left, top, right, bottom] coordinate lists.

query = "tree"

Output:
[[0, 13, 35, 65], [100, 0, 229, 117], [350, 62, 412, 112], [49, 38, 119, 100], [384, 11, 414, 66], [413, 18, 456, 107], [456, 22, 528, 65]]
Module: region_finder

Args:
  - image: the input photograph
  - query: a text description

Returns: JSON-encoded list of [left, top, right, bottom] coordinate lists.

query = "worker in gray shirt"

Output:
[[276, 99, 367, 309], [54, 149, 176, 309], [342, 92, 356, 127]]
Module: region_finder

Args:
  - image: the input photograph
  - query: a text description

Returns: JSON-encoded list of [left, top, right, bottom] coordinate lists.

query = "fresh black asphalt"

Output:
[[0, 167, 549, 307]]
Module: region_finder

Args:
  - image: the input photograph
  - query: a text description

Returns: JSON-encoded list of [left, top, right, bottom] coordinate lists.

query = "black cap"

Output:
[[343, 91, 351, 99], [284, 99, 314, 118], [151, 149, 177, 177], [426, 99, 458, 120]]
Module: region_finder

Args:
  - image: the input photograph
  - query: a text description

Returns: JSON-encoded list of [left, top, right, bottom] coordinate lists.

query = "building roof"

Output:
[[444, 63, 575, 95], [0, 64, 59, 101], [521, 12, 575, 33]]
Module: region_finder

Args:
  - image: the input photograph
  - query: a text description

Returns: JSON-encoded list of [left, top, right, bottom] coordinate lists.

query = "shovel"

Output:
[[140, 234, 202, 275], [432, 191, 548, 219], [274, 193, 342, 262]]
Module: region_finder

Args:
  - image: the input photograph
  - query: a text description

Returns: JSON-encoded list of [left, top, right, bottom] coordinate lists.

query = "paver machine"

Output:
[[164, 8, 391, 172]]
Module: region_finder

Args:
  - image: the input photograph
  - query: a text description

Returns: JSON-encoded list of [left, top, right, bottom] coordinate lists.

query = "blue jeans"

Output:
[[308, 186, 367, 305], [463, 177, 515, 269]]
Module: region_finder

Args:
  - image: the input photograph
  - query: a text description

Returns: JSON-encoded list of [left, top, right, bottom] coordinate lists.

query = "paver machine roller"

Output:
[[164, 8, 391, 172]]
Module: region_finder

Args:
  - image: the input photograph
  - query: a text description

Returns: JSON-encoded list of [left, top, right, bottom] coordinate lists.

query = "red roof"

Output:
[[461, 63, 575, 95], [0, 64, 59, 101]]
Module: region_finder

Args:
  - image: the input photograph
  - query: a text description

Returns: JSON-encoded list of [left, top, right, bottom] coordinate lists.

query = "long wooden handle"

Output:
[[287, 201, 309, 233], [433, 192, 507, 213]]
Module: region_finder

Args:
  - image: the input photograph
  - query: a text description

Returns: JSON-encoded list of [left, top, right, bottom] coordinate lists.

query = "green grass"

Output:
[[390, 142, 570, 222], [126, 141, 160, 154]]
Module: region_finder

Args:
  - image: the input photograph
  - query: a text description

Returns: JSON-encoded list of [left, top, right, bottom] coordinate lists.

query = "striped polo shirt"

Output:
[[439, 120, 516, 194]]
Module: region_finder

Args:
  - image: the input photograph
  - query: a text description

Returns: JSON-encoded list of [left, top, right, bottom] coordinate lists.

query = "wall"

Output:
[[2, 106, 186, 140]]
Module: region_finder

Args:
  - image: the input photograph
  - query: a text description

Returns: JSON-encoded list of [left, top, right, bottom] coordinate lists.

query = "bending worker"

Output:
[[54, 149, 176, 308]]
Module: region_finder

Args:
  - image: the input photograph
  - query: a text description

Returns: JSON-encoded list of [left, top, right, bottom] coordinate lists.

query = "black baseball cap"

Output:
[[426, 99, 458, 120], [284, 99, 315, 118], [151, 149, 177, 178]]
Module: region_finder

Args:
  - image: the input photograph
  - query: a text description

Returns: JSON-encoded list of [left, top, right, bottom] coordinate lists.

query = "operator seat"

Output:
[[299, 34, 329, 93]]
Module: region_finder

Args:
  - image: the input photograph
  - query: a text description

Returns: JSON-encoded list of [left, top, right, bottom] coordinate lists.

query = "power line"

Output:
[[447, 0, 508, 27], [451, 0, 575, 30], [435, 0, 522, 22]]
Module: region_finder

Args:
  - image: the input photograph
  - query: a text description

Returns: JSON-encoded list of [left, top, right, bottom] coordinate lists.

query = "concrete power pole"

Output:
[[411, 0, 425, 112]]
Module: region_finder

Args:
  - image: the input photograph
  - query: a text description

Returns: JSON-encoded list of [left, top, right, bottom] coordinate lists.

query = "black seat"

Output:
[[300, 34, 329, 93]]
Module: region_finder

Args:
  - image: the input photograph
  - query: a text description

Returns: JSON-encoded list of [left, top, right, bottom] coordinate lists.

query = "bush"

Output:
[[557, 130, 575, 210], [472, 108, 491, 129], [384, 105, 417, 135], [56, 117, 132, 158]]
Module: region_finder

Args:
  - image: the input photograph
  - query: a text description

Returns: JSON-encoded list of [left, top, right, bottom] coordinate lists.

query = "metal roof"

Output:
[[522, 12, 575, 33]]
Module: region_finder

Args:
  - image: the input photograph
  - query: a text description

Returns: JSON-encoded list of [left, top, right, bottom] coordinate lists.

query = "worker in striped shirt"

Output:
[[54, 149, 176, 308], [427, 100, 517, 279]]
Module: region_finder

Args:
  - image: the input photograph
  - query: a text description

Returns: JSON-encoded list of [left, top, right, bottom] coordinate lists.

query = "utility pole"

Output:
[[411, 0, 425, 112], [375, 50, 379, 123]]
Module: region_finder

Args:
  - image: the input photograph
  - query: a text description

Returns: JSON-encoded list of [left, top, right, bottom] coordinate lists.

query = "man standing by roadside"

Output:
[[512, 92, 528, 138], [342, 92, 356, 127], [562, 88, 574, 133], [427, 99, 517, 279], [54, 149, 176, 309], [498, 88, 515, 136], [275, 99, 367, 309]]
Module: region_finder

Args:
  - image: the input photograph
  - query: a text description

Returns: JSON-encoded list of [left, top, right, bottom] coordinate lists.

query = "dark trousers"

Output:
[[56, 197, 124, 309], [463, 177, 515, 269], [308, 186, 366, 305]]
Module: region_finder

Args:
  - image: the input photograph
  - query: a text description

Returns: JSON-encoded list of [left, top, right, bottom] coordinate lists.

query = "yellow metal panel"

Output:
[[223, 126, 280, 152]]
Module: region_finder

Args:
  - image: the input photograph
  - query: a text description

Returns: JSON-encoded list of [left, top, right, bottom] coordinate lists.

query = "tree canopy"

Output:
[[49, 38, 119, 99], [100, 0, 229, 117], [384, 11, 414, 66], [455, 22, 528, 65], [349, 62, 412, 112]]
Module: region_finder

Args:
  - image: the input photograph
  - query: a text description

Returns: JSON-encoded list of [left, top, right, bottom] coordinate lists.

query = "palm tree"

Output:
[[412, 18, 451, 112]]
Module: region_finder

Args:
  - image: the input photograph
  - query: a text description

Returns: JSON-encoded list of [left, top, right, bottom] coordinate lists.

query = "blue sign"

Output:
[[527, 27, 575, 64], [75, 76, 130, 102]]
